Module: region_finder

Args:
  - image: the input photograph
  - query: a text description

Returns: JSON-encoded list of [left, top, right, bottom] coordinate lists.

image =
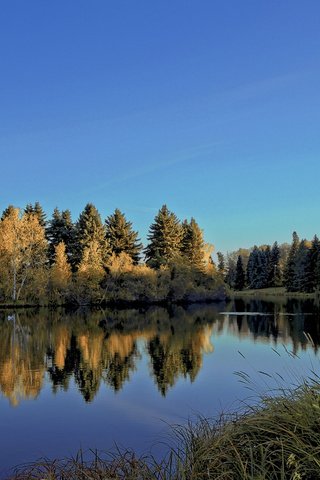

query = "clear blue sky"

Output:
[[1, 1, 320, 253]]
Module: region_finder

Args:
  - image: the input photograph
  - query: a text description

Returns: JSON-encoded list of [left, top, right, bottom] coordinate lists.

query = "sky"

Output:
[[1, 1, 320, 253]]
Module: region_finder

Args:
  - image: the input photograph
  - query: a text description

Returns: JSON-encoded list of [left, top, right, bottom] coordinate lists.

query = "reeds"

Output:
[[9, 382, 320, 479]]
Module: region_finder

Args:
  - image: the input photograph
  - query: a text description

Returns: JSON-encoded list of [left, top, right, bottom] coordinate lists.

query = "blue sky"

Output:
[[1, 1, 320, 253]]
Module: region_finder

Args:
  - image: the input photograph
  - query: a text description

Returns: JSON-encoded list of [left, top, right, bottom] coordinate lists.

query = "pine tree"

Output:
[[75, 203, 110, 268], [284, 232, 300, 292], [24, 202, 47, 227], [246, 247, 268, 289], [105, 209, 142, 264], [234, 255, 245, 290], [144, 205, 183, 269], [1, 205, 16, 220], [268, 242, 282, 287], [293, 239, 309, 292], [304, 235, 320, 292], [180, 218, 205, 270], [46, 208, 76, 265], [217, 252, 225, 276]]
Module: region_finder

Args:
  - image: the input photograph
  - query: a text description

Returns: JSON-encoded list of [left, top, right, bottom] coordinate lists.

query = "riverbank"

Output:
[[231, 286, 319, 299], [8, 380, 320, 479]]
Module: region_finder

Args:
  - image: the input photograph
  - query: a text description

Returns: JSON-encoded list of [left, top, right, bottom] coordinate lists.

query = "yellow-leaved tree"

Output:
[[50, 241, 72, 291], [75, 240, 105, 303], [0, 208, 48, 302]]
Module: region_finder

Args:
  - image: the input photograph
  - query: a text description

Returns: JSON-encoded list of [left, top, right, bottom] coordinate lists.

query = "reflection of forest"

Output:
[[0, 299, 319, 405]]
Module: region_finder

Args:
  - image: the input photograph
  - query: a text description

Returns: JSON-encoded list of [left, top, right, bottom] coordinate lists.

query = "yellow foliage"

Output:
[[51, 242, 72, 290]]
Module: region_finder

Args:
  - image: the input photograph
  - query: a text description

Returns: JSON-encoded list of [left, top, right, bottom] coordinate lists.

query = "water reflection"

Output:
[[0, 298, 320, 405]]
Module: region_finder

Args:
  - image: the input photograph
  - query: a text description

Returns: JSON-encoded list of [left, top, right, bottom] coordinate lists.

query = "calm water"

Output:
[[1, 298, 320, 476]]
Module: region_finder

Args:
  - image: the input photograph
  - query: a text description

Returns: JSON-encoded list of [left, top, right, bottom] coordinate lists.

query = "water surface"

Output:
[[1, 298, 320, 476]]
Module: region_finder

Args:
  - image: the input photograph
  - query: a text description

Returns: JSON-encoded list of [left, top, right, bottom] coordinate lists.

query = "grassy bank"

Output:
[[231, 286, 318, 299], [9, 381, 320, 480]]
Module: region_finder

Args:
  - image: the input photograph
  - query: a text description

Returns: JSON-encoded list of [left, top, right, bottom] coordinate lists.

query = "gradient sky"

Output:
[[1, 1, 320, 253]]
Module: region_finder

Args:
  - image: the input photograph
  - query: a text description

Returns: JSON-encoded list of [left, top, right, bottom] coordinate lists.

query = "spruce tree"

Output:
[[293, 239, 309, 292], [234, 255, 245, 290], [180, 218, 205, 270], [305, 235, 320, 292], [1, 205, 16, 220], [75, 203, 110, 268], [105, 209, 142, 264], [217, 252, 225, 276], [144, 205, 183, 269], [284, 232, 300, 292], [246, 247, 268, 289], [268, 241, 282, 287], [24, 201, 47, 227], [46, 208, 76, 265]]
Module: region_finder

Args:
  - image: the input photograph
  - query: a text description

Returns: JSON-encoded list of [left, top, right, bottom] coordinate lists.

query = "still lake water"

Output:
[[1, 298, 320, 476]]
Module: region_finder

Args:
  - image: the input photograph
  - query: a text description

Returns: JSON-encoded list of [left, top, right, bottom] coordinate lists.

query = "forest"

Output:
[[0, 202, 223, 305], [0, 201, 318, 306]]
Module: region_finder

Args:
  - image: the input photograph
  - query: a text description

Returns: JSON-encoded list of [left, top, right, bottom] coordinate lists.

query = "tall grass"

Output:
[[8, 378, 320, 480]]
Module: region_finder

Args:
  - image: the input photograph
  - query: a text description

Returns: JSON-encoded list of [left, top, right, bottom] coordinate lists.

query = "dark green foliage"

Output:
[[247, 246, 268, 289], [284, 232, 300, 292], [217, 251, 225, 275], [293, 240, 310, 292], [24, 201, 47, 227], [180, 218, 205, 270], [46, 208, 76, 265], [75, 203, 110, 268], [268, 241, 282, 287], [304, 235, 320, 292], [144, 205, 183, 269], [105, 209, 142, 264], [234, 255, 245, 290]]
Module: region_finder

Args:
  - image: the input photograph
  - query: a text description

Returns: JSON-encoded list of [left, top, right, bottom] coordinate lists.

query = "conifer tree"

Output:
[[144, 205, 183, 269], [24, 202, 47, 227], [304, 235, 320, 292], [46, 208, 76, 265], [1, 205, 16, 220], [217, 252, 225, 276], [268, 242, 282, 287], [284, 232, 300, 292], [293, 239, 309, 292], [105, 209, 142, 264], [180, 218, 205, 270], [234, 255, 245, 290], [75, 203, 110, 268], [246, 246, 268, 289]]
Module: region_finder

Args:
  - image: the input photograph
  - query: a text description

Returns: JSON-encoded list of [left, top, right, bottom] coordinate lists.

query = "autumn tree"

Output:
[[105, 209, 142, 264], [145, 205, 183, 269], [24, 202, 47, 227], [0, 208, 48, 302], [50, 242, 72, 291]]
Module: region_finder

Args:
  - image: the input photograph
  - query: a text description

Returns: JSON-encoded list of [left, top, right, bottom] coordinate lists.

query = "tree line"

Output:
[[219, 232, 320, 293], [0, 202, 222, 305]]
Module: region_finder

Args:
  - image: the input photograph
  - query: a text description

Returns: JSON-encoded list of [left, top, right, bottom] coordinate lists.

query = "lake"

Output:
[[1, 297, 320, 477]]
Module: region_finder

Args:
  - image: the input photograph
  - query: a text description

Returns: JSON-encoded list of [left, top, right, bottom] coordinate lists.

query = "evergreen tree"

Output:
[[1, 205, 16, 220], [217, 252, 225, 276], [304, 235, 320, 292], [284, 232, 300, 292], [293, 239, 309, 292], [75, 203, 110, 268], [268, 242, 282, 287], [180, 218, 205, 270], [144, 205, 183, 269], [105, 209, 142, 264], [46, 208, 76, 265], [234, 255, 245, 290], [24, 202, 47, 227], [247, 246, 268, 289]]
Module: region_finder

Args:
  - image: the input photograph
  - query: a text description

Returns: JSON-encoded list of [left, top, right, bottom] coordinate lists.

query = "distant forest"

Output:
[[0, 202, 222, 305], [0, 202, 318, 305], [219, 231, 320, 293]]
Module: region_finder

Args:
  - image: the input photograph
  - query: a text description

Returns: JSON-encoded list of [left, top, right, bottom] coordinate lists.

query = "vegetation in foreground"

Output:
[[9, 380, 320, 480]]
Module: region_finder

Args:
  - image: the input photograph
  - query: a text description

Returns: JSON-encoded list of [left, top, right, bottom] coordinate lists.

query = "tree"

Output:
[[77, 239, 105, 285], [144, 205, 183, 269], [24, 202, 47, 227], [75, 203, 110, 268], [293, 239, 309, 292], [247, 246, 268, 289], [217, 252, 225, 276], [50, 242, 72, 291], [268, 241, 282, 287], [1, 205, 16, 220], [46, 208, 76, 265], [304, 235, 320, 292], [105, 209, 142, 264], [284, 232, 300, 292], [234, 255, 245, 290], [181, 218, 205, 270], [0, 208, 48, 302]]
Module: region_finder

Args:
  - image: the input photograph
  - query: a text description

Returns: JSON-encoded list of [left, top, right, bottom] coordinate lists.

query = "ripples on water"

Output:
[[0, 297, 320, 475]]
